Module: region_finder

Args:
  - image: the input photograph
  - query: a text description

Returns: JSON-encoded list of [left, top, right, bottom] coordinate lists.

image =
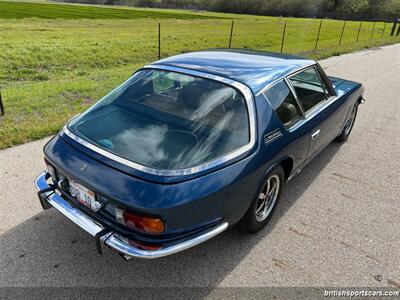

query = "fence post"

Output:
[[390, 17, 398, 35], [356, 21, 363, 42], [280, 20, 287, 53], [371, 21, 376, 39], [339, 21, 346, 45], [381, 22, 387, 38], [0, 90, 4, 116], [158, 22, 161, 60], [314, 19, 323, 50], [228, 21, 234, 48]]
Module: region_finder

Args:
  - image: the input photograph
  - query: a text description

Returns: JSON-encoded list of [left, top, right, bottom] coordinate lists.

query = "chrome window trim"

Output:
[[287, 65, 330, 114], [316, 63, 337, 97], [255, 62, 315, 97], [256, 62, 336, 98], [287, 94, 339, 132], [260, 64, 340, 132], [286, 65, 340, 131], [64, 65, 257, 177], [261, 78, 306, 130], [285, 63, 336, 97], [315, 67, 329, 100], [284, 77, 306, 116], [314, 65, 336, 100]]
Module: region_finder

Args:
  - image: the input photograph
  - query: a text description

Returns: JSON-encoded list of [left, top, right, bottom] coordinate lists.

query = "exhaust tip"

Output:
[[119, 253, 132, 261]]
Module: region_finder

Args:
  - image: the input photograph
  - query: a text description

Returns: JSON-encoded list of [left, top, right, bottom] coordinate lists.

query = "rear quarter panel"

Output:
[[329, 76, 364, 132], [44, 134, 266, 235]]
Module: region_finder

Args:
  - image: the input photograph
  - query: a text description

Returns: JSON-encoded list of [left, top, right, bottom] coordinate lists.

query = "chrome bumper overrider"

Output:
[[34, 171, 228, 259]]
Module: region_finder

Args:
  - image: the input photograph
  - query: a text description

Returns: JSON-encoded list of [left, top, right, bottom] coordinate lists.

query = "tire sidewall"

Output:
[[241, 165, 285, 233], [337, 103, 358, 142]]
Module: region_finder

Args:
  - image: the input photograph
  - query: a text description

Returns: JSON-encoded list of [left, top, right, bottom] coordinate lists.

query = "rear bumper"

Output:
[[34, 171, 228, 259]]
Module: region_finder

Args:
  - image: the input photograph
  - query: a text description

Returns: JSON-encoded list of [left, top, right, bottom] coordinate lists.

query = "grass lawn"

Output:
[[0, 1, 222, 19], [0, 1, 399, 149]]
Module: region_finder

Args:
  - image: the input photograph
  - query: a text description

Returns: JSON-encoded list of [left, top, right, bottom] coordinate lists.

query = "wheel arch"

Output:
[[259, 156, 295, 186], [237, 156, 292, 232], [279, 157, 294, 181]]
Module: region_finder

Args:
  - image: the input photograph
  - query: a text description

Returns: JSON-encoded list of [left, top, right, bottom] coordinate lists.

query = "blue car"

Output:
[[35, 50, 364, 259]]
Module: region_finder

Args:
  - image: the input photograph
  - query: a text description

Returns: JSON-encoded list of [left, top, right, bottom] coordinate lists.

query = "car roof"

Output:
[[153, 49, 315, 94]]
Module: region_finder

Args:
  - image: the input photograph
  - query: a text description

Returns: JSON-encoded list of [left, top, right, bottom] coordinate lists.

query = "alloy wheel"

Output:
[[255, 175, 281, 222]]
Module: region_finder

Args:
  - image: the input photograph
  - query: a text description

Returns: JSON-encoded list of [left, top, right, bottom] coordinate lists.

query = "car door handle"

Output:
[[311, 129, 320, 140]]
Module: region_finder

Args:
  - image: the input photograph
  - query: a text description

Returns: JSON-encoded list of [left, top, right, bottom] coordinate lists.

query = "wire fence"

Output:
[[157, 18, 399, 58], [0, 17, 399, 116]]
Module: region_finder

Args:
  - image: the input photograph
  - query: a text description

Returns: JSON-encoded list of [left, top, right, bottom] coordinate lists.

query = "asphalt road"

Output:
[[0, 44, 399, 291]]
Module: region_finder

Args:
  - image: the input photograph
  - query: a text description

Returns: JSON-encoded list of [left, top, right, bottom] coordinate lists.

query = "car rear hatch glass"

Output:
[[68, 69, 250, 171]]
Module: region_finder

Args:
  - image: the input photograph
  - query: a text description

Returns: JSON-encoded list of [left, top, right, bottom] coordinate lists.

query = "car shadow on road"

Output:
[[0, 142, 342, 291]]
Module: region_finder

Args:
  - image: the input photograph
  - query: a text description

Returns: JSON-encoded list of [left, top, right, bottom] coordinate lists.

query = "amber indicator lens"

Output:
[[116, 208, 165, 235]]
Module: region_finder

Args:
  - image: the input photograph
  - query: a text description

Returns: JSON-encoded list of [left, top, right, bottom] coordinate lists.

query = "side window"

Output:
[[288, 67, 327, 112], [264, 80, 303, 127]]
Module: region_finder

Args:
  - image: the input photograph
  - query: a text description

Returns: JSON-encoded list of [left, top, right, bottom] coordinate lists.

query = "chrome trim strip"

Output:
[[316, 63, 337, 97], [35, 171, 105, 237], [284, 77, 306, 116], [107, 222, 228, 259], [315, 66, 330, 100], [287, 94, 339, 132], [35, 171, 229, 259], [256, 62, 336, 98], [64, 65, 257, 177]]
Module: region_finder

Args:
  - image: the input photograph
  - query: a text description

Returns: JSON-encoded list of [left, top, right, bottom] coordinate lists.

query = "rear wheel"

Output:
[[336, 103, 358, 142], [238, 165, 284, 233]]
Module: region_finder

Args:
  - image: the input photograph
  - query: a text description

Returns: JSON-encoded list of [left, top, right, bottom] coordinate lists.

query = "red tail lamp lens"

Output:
[[44, 157, 57, 180], [117, 234, 162, 251], [127, 240, 162, 251], [116, 209, 165, 235]]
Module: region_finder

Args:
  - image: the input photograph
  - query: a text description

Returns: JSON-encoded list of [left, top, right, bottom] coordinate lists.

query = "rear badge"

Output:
[[264, 129, 282, 144], [80, 164, 88, 172]]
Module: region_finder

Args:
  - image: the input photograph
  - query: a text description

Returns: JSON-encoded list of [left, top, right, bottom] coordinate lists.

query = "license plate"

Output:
[[69, 179, 97, 210]]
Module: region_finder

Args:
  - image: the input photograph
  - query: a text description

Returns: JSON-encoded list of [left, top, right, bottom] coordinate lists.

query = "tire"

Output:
[[238, 165, 284, 233], [336, 103, 358, 142]]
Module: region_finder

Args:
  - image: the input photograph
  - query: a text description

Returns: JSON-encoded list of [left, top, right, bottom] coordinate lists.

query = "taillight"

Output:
[[127, 240, 162, 251], [44, 157, 57, 180], [116, 208, 165, 235], [116, 234, 162, 251]]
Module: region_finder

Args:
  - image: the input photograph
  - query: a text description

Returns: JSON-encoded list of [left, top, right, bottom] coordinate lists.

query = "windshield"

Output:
[[68, 69, 250, 170]]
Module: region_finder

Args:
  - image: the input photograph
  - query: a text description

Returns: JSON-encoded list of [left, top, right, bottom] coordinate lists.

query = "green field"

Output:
[[0, 1, 221, 19], [0, 1, 399, 149]]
